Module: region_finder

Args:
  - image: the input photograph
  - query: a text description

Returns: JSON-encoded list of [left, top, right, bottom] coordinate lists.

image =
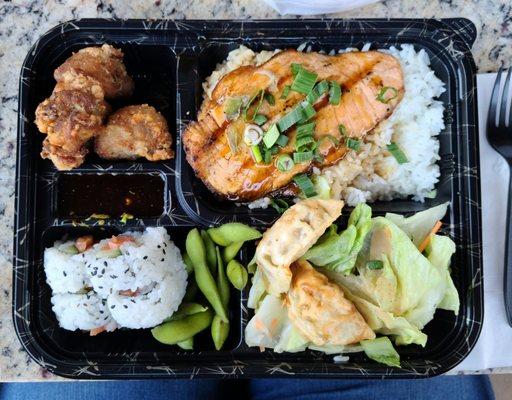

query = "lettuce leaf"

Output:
[[361, 337, 400, 367], [425, 235, 459, 314], [385, 202, 448, 247], [303, 204, 372, 275]]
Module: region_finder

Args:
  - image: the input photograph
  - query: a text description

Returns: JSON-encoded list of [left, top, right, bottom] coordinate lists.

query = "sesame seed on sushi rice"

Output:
[[44, 227, 188, 334], [51, 291, 117, 332]]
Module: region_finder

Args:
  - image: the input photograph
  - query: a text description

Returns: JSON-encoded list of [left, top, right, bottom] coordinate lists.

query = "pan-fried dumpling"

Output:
[[255, 199, 344, 295], [287, 259, 375, 346]]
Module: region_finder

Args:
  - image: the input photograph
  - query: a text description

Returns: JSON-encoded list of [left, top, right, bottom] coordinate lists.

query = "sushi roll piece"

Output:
[[108, 274, 186, 329], [51, 290, 117, 333], [84, 227, 187, 302], [43, 239, 92, 294]]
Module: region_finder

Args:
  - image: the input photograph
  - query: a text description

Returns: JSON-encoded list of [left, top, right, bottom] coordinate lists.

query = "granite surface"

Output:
[[0, 0, 511, 382]]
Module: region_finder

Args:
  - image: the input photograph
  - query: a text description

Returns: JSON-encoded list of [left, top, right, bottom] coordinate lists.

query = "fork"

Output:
[[487, 67, 512, 326]]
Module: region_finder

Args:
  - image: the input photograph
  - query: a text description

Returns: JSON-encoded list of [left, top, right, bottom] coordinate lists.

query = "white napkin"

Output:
[[452, 73, 512, 372], [262, 0, 380, 15]]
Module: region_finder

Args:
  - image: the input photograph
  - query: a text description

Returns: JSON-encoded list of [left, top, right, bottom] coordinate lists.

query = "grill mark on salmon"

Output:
[[183, 49, 404, 201]]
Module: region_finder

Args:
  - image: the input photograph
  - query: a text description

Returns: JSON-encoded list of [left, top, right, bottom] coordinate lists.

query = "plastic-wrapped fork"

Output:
[[487, 67, 512, 326]]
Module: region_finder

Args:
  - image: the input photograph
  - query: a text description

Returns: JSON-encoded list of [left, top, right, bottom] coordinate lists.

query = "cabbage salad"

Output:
[[245, 202, 459, 367]]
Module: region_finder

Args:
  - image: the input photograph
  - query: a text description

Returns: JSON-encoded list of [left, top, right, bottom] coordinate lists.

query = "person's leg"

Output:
[[249, 376, 495, 400], [0, 380, 221, 400]]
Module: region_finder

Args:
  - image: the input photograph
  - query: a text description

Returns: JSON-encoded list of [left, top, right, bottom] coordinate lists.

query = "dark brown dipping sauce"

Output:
[[56, 174, 165, 218]]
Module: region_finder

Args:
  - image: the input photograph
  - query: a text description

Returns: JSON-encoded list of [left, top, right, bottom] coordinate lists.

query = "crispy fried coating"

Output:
[[94, 104, 174, 161], [54, 44, 134, 99], [35, 80, 110, 170]]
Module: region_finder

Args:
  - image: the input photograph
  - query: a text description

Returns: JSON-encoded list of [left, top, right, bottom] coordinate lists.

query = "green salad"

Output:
[[245, 202, 458, 367]]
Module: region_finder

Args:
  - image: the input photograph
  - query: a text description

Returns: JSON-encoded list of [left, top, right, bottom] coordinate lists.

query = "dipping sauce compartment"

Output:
[[55, 172, 166, 219]]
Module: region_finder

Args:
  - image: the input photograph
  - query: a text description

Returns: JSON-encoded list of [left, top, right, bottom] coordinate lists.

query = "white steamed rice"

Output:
[[46, 227, 188, 331], [202, 44, 445, 207]]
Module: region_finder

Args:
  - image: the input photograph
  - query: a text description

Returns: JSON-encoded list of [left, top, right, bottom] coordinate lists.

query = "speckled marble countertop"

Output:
[[0, 0, 511, 382]]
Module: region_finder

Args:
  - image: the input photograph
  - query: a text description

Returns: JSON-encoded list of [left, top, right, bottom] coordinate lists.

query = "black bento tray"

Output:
[[13, 18, 482, 379]]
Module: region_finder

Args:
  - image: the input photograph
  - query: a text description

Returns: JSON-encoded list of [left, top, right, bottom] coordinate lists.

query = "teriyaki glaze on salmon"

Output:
[[183, 50, 404, 201]]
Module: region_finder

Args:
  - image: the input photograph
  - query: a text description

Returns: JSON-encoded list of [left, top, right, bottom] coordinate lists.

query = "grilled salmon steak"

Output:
[[183, 50, 404, 201]]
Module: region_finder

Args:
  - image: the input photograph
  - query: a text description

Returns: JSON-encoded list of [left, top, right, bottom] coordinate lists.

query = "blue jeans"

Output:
[[0, 376, 494, 400]]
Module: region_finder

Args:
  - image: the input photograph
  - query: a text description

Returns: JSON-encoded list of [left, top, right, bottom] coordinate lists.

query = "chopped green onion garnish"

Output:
[[293, 174, 317, 198], [277, 104, 304, 132], [386, 142, 408, 164], [329, 81, 341, 105], [347, 138, 361, 151], [296, 122, 315, 137], [253, 114, 268, 126], [270, 198, 289, 214], [293, 151, 314, 163], [120, 213, 134, 224], [367, 260, 383, 270], [281, 85, 291, 99], [316, 80, 329, 94], [313, 148, 324, 162], [338, 124, 347, 137], [243, 90, 264, 121], [276, 134, 289, 147], [291, 67, 318, 95], [291, 63, 302, 77], [275, 154, 295, 172], [270, 145, 280, 155], [319, 135, 340, 148], [263, 124, 280, 148], [243, 124, 263, 146], [263, 148, 272, 164], [300, 101, 316, 121], [264, 92, 275, 106], [223, 97, 243, 120], [295, 135, 315, 150], [251, 145, 262, 163], [425, 189, 437, 199], [376, 86, 398, 104], [226, 125, 242, 154], [306, 87, 320, 104]]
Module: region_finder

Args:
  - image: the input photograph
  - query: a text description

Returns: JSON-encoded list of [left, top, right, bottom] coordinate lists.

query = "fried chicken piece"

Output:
[[54, 44, 134, 99], [94, 105, 174, 161], [35, 77, 110, 170]]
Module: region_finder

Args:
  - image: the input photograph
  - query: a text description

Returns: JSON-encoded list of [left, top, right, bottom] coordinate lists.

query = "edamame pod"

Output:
[[207, 223, 261, 246], [177, 337, 194, 350], [183, 274, 198, 302], [186, 229, 228, 322], [151, 308, 213, 345], [201, 230, 217, 274], [182, 252, 194, 275], [168, 303, 208, 321], [222, 242, 244, 263], [226, 260, 248, 290], [211, 314, 230, 351], [216, 247, 230, 309]]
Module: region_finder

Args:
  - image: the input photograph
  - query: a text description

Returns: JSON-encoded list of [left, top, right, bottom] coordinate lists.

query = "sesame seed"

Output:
[[123, 305, 128, 309], [143, 256, 148, 260], [62, 271, 67, 277], [110, 305, 115, 309], [103, 261, 108, 267], [160, 258, 164, 262]]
